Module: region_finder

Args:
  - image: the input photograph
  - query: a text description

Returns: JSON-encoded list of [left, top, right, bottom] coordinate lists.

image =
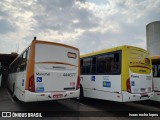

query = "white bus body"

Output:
[[8, 40, 80, 102], [151, 56, 160, 101], [80, 45, 154, 102]]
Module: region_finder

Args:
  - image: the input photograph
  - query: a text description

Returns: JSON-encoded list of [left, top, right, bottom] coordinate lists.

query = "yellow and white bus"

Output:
[[8, 39, 80, 102], [151, 55, 160, 101], [80, 45, 154, 102]]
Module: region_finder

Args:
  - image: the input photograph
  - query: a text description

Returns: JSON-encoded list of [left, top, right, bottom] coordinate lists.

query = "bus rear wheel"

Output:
[[79, 85, 84, 101]]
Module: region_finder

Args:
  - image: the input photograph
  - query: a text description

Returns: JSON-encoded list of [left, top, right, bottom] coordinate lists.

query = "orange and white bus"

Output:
[[8, 39, 80, 102], [151, 55, 160, 101], [80, 45, 154, 102]]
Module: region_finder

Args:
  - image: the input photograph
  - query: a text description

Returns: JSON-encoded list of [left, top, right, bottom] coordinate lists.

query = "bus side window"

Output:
[[22, 50, 28, 71], [111, 53, 120, 73], [152, 65, 157, 77], [97, 55, 107, 73], [19, 49, 28, 72], [97, 52, 120, 75], [91, 57, 96, 73], [0, 66, 2, 76], [18, 55, 22, 72], [80, 59, 84, 74], [82, 58, 92, 74], [106, 54, 113, 73], [157, 65, 160, 77]]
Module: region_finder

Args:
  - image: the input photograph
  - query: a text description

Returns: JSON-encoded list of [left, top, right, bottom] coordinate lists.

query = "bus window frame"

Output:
[[9, 47, 30, 74], [81, 50, 122, 75], [152, 61, 160, 78]]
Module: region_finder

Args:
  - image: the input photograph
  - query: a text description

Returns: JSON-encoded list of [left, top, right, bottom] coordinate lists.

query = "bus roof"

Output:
[[80, 45, 148, 58], [34, 40, 79, 51], [10, 40, 79, 66], [151, 55, 160, 60]]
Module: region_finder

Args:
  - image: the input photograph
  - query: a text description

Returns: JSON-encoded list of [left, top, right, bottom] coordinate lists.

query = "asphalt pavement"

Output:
[[0, 87, 160, 120]]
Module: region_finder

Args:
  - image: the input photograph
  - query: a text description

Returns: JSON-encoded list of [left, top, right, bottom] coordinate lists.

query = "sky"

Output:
[[0, 0, 160, 55]]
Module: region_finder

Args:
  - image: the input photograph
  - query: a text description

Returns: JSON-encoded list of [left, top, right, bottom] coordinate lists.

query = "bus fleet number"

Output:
[[63, 73, 76, 77]]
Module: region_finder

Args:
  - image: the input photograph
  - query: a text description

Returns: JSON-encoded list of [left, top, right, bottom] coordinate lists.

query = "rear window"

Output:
[[35, 43, 78, 66], [152, 63, 160, 77], [128, 49, 151, 66], [68, 52, 77, 59]]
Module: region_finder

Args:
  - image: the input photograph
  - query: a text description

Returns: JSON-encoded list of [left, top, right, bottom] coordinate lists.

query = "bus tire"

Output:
[[79, 85, 84, 101]]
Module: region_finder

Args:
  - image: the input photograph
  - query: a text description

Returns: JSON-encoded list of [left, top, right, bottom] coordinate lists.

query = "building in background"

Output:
[[146, 21, 160, 102], [146, 21, 160, 56], [0, 53, 18, 88]]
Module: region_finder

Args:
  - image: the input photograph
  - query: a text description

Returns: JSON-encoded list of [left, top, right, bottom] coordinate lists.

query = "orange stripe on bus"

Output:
[[25, 40, 79, 90], [35, 62, 78, 67], [25, 40, 36, 90], [35, 40, 79, 51]]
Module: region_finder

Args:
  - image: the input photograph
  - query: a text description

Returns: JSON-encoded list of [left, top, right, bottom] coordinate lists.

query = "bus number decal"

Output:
[[103, 81, 111, 87], [36, 87, 44, 92], [63, 73, 76, 77]]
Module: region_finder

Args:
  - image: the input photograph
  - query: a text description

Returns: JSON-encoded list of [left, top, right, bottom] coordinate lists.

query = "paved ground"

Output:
[[0, 87, 160, 120]]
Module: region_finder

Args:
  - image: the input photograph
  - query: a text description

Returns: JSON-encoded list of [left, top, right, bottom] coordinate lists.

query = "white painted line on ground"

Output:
[[7, 91, 15, 103]]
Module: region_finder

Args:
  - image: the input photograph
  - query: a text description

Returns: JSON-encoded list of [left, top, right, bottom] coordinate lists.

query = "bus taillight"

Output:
[[126, 78, 131, 93], [76, 76, 80, 90], [28, 75, 35, 92]]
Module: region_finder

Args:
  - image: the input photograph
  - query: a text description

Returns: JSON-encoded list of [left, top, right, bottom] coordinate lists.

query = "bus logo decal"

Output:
[[37, 77, 42, 82], [22, 79, 24, 86], [36, 87, 44, 92], [91, 76, 95, 81], [103, 81, 111, 87]]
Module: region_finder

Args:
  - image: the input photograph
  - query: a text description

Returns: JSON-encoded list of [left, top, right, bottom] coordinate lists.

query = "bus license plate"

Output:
[[140, 93, 148, 97], [53, 94, 63, 99]]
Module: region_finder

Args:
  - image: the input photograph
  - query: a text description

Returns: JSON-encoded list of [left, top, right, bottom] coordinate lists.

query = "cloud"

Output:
[[0, 19, 15, 34], [0, 0, 160, 55]]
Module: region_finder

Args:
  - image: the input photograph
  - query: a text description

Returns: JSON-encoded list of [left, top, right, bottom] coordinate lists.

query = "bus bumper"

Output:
[[24, 89, 80, 102], [122, 91, 154, 102]]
